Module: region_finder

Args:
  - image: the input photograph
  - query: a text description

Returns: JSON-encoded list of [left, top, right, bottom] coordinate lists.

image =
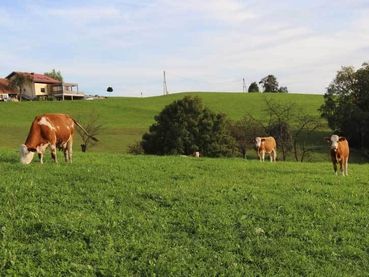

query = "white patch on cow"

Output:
[[20, 144, 35, 164], [38, 117, 55, 130], [255, 137, 262, 148], [37, 143, 49, 154], [330, 134, 339, 150]]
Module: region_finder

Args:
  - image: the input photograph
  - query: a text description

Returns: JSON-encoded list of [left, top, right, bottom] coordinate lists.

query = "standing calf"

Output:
[[255, 136, 277, 162], [325, 135, 349, 176]]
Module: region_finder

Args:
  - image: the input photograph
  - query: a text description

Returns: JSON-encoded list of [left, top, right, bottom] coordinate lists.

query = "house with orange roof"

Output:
[[0, 78, 17, 101], [5, 71, 85, 100]]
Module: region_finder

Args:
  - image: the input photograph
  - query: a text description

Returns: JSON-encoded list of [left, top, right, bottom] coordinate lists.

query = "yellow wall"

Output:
[[34, 83, 49, 96]]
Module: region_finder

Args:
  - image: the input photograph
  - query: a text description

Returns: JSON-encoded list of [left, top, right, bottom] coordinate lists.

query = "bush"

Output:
[[141, 96, 236, 157]]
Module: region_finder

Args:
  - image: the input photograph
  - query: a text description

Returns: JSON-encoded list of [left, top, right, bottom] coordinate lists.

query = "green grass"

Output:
[[0, 92, 326, 154], [1, 149, 368, 275]]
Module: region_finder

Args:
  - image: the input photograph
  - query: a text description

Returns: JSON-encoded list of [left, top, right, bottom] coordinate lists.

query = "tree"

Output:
[[292, 115, 321, 162], [44, 69, 63, 82], [77, 112, 103, 152], [9, 74, 30, 101], [248, 82, 260, 93], [259, 75, 279, 93], [141, 96, 236, 157], [278, 86, 288, 93], [107, 87, 113, 93], [320, 63, 369, 148], [230, 115, 266, 158]]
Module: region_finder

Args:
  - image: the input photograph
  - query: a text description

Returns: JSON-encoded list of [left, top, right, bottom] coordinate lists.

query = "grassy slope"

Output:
[[0, 92, 325, 154], [0, 150, 368, 275]]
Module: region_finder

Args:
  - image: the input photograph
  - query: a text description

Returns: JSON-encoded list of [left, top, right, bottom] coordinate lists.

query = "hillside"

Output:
[[0, 92, 327, 156]]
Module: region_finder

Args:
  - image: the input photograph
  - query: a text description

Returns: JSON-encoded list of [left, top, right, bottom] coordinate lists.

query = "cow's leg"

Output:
[[38, 152, 44, 164], [269, 152, 273, 162], [65, 140, 73, 163], [345, 158, 349, 176], [339, 161, 344, 176], [273, 149, 277, 162], [50, 144, 58, 163], [332, 162, 337, 175], [261, 151, 265, 162], [63, 148, 68, 162]]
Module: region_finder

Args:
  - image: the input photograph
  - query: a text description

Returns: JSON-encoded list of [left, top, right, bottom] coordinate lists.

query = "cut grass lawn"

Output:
[[1, 149, 368, 275]]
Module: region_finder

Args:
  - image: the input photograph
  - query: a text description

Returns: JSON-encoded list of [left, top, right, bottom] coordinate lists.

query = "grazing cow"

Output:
[[255, 136, 277, 162], [20, 113, 97, 164], [325, 135, 349, 176]]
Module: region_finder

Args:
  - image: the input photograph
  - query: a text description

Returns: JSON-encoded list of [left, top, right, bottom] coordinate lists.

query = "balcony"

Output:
[[50, 83, 85, 100]]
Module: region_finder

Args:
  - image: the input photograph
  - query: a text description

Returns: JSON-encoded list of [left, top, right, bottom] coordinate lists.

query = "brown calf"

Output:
[[325, 135, 349, 176], [255, 136, 277, 162]]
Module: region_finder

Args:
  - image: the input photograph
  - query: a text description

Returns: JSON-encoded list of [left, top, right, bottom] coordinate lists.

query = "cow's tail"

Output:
[[73, 119, 99, 142]]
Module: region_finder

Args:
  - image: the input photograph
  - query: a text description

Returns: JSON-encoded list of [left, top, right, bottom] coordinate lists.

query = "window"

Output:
[[40, 88, 46, 93]]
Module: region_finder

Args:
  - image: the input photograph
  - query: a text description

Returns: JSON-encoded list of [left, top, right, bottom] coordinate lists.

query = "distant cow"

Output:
[[325, 135, 349, 176], [20, 113, 97, 164], [255, 136, 277, 162], [193, 151, 200, 158]]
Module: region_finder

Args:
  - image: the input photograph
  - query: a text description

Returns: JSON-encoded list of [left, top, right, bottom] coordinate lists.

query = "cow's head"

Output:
[[20, 144, 35, 164], [255, 137, 265, 149], [325, 135, 346, 152]]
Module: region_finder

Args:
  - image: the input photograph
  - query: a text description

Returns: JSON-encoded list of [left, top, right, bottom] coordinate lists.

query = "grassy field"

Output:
[[0, 92, 326, 155], [0, 149, 368, 275]]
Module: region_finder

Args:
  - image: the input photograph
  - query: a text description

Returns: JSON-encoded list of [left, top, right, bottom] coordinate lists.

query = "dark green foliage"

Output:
[[320, 63, 369, 148], [259, 75, 279, 93], [44, 69, 63, 82], [248, 82, 260, 93], [141, 96, 236, 157], [107, 87, 113, 93], [278, 86, 288, 93]]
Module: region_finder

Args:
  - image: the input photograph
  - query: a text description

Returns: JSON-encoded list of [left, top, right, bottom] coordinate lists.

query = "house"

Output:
[[5, 71, 85, 100], [0, 78, 17, 101]]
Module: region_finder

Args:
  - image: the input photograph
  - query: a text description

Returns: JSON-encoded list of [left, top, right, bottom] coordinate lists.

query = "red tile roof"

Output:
[[0, 78, 17, 95], [6, 71, 61, 84]]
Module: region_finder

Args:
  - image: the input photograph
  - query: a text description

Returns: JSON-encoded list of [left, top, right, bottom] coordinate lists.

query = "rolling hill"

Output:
[[0, 92, 327, 156]]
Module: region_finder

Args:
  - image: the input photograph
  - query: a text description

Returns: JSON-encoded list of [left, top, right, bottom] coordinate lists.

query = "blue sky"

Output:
[[1, 0, 368, 96]]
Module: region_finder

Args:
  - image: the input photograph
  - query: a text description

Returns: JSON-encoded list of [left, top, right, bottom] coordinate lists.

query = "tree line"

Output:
[[133, 61, 369, 160]]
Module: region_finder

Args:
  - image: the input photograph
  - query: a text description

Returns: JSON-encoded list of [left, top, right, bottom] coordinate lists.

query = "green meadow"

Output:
[[1, 93, 368, 275], [0, 92, 325, 154], [0, 150, 368, 275]]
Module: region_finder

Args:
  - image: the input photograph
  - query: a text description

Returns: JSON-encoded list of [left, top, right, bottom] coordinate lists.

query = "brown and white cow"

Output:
[[20, 113, 97, 164], [255, 136, 277, 162], [325, 135, 349, 176]]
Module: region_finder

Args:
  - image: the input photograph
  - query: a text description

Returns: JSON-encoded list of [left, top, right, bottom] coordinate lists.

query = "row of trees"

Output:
[[248, 75, 288, 93], [137, 96, 321, 161]]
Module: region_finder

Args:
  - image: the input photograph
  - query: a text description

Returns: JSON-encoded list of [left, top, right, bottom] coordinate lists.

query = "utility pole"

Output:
[[243, 77, 247, 93], [163, 70, 168, 95]]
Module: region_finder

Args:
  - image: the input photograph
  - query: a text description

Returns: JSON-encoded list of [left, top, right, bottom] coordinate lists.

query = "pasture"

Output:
[[0, 92, 325, 155], [0, 150, 368, 275], [1, 93, 368, 275]]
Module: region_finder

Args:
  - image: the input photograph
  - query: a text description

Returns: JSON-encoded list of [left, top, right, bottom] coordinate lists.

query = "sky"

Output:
[[0, 0, 368, 97]]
